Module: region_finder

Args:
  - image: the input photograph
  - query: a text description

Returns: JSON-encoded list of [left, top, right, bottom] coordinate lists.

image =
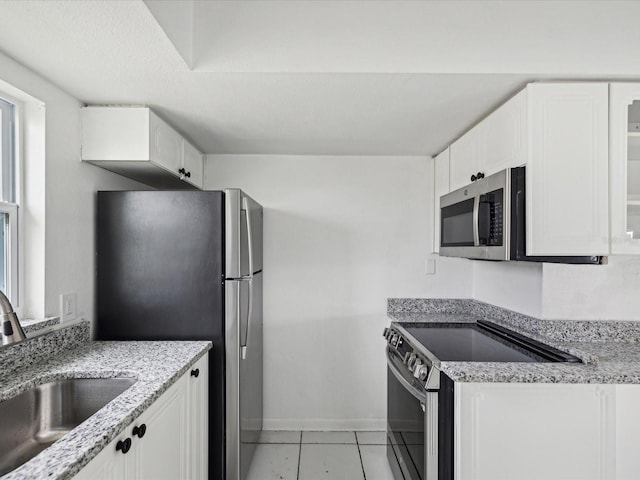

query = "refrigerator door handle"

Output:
[[242, 196, 255, 277], [241, 196, 254, 360], [241, 279, 253, 360]]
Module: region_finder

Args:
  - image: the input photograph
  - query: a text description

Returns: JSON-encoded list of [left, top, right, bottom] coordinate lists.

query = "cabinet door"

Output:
[[81, 107, 150, 162], [482, 89, 527, 176], [128, 375, 189, 480], [615, 385, 640, 478], [182, 140, 204, 189], [433, 148, 450, 253], [526, 83, 609, 256], [188, 354, 209, 480], [73, 432, 130, 480], [150, 112, 183, 177], [610, 83, 640, 254], [456, 383, 615, 480], [449, 123, 482, 191]]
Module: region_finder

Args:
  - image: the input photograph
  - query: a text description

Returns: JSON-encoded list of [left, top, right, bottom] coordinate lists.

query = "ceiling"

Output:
[[0, 0, 639, 156]]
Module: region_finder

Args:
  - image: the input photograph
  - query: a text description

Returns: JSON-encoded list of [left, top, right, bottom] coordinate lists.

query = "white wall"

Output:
[[0, 50, 146, 324], [473, 261, 543, 318], [471, 256, 640, 321], [542, 257, 640, 320], [205, 154, 471, 429]]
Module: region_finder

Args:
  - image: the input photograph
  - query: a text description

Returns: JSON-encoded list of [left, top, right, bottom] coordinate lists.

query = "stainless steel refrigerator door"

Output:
[[225, 189, 263, 279], [225, 273, 263, 480]]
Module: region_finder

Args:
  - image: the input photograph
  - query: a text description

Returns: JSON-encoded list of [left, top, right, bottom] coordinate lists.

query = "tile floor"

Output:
[[246, 431, 395, 480]]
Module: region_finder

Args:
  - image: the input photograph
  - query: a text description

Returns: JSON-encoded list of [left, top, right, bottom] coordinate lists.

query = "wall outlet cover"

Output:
[[60, 292, 77, 322], [425, 258, 436, 275]]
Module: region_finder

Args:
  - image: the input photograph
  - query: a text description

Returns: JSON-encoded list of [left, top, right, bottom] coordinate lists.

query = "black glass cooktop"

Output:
[[399, 321, 580, 363]]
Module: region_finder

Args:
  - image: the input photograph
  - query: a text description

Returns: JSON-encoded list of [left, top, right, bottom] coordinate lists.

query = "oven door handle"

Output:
[[386, 349, 426, 403]]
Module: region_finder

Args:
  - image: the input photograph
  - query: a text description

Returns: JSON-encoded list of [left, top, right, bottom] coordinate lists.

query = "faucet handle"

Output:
[[0, 290, 26, 346], [1, 312, 26, 346]]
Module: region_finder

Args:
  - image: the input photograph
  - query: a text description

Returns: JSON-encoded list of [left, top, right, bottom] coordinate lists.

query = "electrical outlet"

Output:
[[60, 292, 77, 322], [425, 258, 436, 275]]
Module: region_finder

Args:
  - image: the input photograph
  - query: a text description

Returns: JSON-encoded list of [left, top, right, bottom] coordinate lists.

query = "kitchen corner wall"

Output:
[[0, 50, 146, 325], [205, 154, 472, 430]]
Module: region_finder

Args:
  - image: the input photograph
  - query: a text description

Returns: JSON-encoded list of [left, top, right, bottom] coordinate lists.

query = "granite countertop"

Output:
[[0, 340, 212, 480], [387, 308, 640, 385]]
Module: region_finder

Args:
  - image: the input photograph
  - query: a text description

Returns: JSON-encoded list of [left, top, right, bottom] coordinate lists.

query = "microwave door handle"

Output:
[[472, 195, 480, 246]]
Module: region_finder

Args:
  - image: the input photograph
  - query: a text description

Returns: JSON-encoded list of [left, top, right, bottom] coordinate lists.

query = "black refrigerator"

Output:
[[96, 189, 263, 480]]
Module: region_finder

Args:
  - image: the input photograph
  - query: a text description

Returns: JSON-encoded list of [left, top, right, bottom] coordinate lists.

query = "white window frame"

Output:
[[0, 95, 20, 306]]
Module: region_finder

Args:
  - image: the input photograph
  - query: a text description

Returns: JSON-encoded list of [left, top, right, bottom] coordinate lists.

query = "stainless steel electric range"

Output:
[[383, 320, 581, 480]]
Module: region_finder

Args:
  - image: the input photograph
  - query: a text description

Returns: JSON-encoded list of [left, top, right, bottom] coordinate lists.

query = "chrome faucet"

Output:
[[0, 290, 25, 346]]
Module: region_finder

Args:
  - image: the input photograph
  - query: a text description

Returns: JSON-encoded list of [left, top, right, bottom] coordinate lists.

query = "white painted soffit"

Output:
[[150, 0, 640, 75], [144, 0, 194, 69]]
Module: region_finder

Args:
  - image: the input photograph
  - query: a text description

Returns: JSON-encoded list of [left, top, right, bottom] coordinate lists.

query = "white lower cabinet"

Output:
[[455, 382, 640, 480], [73, 432, 128, 480], [128, 374, 189, 480], [74, 353, 209, 480]]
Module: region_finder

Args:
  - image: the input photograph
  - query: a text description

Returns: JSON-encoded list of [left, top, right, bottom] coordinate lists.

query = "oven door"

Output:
[[387, 348, 434, 480]]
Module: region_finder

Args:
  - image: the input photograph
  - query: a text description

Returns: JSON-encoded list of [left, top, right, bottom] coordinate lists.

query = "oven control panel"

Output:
[[383, 327, 430, 383]]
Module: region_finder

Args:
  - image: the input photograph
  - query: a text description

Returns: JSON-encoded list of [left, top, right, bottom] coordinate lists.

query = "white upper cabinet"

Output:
[[440, 83, 610, 257], [449, 123, 483, 191], [449, 90, 527, 192], [432, 148, 450, 253], [482, 89, 527, 175], [526, 83, 609, 256], [81, 106, 204, 190], [150, 111, 183, 177], [182, 139, 205, 189], [610, 83, 640, 254]]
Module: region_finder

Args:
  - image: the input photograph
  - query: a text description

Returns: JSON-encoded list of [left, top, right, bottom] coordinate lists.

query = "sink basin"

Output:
[[0, 377, 136, 476]]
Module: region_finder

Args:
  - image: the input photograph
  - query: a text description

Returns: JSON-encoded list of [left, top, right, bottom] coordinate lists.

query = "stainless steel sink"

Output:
[[0, 377, 137, 476]]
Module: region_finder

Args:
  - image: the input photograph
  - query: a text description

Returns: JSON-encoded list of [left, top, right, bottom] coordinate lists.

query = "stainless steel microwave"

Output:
[[439, 167, 601, 264]]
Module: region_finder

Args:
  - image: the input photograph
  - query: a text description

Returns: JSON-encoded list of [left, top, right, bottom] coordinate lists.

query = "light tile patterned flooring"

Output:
[[246, 431, 395, 480]]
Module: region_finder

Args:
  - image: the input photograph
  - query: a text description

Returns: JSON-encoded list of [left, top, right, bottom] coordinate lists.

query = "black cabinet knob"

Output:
[[116, 438, 132, 454], [477, 172, 485, 179], [471, 174, 477, 182], [185, 171, 191, 178], [191, 368, 200, 378], [133, 424, 147, 438]]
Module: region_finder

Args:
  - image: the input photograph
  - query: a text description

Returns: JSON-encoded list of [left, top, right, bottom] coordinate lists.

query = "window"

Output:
[[0, 97, 18, 304]]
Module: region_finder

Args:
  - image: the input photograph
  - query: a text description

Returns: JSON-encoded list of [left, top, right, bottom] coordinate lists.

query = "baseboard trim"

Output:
[[262, 418, 386, 431]]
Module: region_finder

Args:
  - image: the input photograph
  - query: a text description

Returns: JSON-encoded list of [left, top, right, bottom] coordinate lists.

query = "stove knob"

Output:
[[417, 365, 429, 381], [412, 359, 422, 376], [396, 336, 404, 347], [403, 351, 412, 364], [407, 353, 417, 369], [383, 328, 389, 339], [391, 334, 398, 346]]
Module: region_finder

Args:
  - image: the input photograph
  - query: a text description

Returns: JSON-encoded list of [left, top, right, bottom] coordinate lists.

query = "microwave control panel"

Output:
[[479, 188, 503, 246]]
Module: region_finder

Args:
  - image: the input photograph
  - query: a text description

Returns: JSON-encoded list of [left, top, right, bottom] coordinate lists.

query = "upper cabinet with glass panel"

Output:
[[610, 84, 640, 254]]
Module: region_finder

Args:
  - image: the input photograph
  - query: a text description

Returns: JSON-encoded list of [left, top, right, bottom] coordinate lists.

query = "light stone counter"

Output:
[[387, 299, 640, 384], [0, 322, 211, 480]]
